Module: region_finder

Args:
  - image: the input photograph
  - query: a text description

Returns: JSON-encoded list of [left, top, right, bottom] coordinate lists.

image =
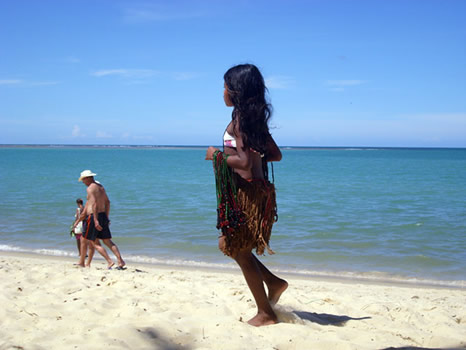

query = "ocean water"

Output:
[[0, 146, 465, 287]]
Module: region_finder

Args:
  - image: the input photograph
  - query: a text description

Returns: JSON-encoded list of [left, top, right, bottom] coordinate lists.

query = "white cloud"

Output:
[[265, 76, 295, 89], [91, 69, 200, 82], [66, 56, 80, 63], [326, 80, 366, 86], [132, 135, 155, 141], [293, 113, 466, 147], [326, 80, 367, 92], [71, 125, 83, 138], [0, 79, 59, 87], [96, 131, 113, 138], [123, 5, 205, 23], [91, 69, 126, 77], [329, 88, 345, 92], [91, 69, 159, 79], [29, 81, 60, 86], [172, 72, 200, 81], [0, 79, 22, 85]]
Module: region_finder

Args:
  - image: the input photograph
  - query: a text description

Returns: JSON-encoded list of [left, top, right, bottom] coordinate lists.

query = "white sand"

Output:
[[1, 252, 465, 350]]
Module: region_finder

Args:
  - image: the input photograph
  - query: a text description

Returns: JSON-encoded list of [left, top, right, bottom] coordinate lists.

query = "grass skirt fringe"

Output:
[[222, 173, 277, 257]]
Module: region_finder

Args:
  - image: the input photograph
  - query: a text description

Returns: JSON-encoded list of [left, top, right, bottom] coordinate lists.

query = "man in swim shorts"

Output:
[[74, 170, 125, 269], [83, 212, 111, 241]]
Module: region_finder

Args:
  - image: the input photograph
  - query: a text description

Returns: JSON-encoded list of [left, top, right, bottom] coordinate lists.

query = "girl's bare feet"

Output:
[[247, 311, 278, 327]]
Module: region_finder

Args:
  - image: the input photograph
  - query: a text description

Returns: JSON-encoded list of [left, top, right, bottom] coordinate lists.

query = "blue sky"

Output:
[[1, 0, 465, 147]]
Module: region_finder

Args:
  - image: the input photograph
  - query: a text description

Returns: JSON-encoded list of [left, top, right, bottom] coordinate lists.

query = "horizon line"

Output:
[[1, 144, 465, 150]]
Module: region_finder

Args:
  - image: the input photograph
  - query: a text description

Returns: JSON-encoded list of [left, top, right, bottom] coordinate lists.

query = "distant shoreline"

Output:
[[1, 144, 465, 150]]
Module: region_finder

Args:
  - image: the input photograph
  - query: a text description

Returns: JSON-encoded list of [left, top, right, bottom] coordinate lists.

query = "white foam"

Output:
[[0, 244, 77, 257], [271, 266, 466, 289], [0, 244, 28, 252], [1, 244, 464, 288]]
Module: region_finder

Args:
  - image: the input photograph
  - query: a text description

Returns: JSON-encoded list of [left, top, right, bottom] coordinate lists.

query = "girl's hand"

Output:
[[205, 146, 219, 160]]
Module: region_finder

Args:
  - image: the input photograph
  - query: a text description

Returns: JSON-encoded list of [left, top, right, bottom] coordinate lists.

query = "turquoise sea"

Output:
[[0, 146, 465, 287]]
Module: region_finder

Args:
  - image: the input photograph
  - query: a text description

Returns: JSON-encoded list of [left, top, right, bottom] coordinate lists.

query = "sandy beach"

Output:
[[1, 252, 465, 350]]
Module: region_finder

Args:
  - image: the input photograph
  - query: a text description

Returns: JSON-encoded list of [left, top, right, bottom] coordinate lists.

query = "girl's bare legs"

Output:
[[76, 238, 81, 256], [252, 255, 288, 305], [78, 238, 88, 267], [219, 236, 287, 326], [234, 249, 278, 327]]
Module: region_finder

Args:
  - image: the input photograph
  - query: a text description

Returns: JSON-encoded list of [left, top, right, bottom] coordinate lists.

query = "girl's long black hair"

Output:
[[224, 64, 272, 155]]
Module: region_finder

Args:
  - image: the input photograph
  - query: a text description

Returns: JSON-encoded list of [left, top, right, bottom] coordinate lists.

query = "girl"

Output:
[[206, 64, 288, 326], [73, 198, 84, 256]]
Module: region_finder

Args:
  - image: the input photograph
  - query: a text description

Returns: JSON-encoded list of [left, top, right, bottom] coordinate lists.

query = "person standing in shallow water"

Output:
[[205, 64, 288, 327]]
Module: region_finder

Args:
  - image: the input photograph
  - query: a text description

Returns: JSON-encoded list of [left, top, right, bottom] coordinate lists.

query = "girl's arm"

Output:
[[205, 144, 251, 171], [73, 203, 87, 228], [224, 126, 251, 170], [205, 124, 251, 171]]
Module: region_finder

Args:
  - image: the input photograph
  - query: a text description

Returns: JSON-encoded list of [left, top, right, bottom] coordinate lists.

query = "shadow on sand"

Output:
[[137, 327, 192, 350], [292, 310, 371, 326]]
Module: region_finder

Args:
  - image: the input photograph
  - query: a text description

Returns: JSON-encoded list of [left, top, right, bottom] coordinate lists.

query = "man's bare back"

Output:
[[86, 182, 110, 216]]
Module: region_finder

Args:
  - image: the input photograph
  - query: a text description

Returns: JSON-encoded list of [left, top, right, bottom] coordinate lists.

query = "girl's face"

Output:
[[223, 83, 234, 107]]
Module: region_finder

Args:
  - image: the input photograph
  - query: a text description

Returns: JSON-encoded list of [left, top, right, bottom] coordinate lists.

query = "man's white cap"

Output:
[[78, 170, 97, 182]]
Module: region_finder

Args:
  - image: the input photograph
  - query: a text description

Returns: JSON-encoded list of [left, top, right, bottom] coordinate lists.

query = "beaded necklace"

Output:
[[213, 150, 245, 233]]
